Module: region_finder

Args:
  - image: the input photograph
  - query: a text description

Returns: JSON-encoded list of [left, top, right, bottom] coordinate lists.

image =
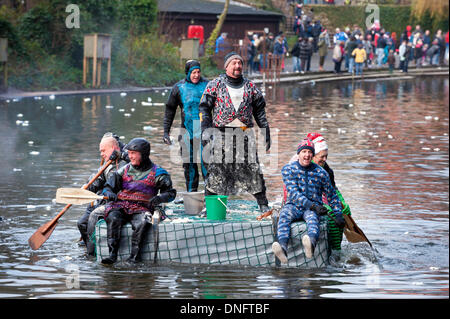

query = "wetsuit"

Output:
[[164, 67, 208, 192]]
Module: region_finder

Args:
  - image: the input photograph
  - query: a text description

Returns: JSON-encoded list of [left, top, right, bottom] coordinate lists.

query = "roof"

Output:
[[158, 0, 283, 17]]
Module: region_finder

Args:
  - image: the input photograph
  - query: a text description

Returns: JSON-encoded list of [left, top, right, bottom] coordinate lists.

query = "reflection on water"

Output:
[[0, 76, 448, 298]]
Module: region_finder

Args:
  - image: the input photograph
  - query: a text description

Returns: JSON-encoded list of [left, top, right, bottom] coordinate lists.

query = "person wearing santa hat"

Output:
[[306, 133, 352, 255], [272, 138, 345, 264]]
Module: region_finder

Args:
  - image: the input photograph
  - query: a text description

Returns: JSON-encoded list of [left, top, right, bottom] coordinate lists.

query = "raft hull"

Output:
[[94, 217, 330, 268]]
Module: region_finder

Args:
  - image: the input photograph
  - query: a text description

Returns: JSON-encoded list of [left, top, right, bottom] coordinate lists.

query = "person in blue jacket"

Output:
[[272, 138, 345, 263], [163, 60, 209, 192]]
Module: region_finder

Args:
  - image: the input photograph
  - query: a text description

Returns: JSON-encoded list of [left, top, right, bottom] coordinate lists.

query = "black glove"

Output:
[[149, 196, 162, 209], [311, 203, 329, 216], [264, 127, 271, 151], [163, 133, 172, 145], [104, 190, 117, 202], [109, 150, 120, 161], [334, 214, 346, 228]]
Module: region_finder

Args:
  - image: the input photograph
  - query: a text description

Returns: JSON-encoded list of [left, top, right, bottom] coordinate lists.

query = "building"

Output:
[[158, 0, 284, 44]]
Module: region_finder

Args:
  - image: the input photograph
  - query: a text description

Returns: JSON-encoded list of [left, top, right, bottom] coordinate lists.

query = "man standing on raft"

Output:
[[199, 52, 271, 213]]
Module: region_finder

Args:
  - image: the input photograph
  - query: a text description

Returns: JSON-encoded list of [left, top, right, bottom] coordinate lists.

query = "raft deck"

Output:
[[94, 200, 330, 268]]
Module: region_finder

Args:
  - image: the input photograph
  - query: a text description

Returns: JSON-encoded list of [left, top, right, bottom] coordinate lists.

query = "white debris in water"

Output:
[[378, 143, 382, 147], [12, 98, 19, 102], [337, 128, 346, 134], [56, 106, 62, 110], [412, 282, 423, 286], [133, 99, 137, 103], [64, 256, 72, 261], [45, 206, 51, 211], [284, 113, 289, 116], [124, 113, 131, 117], [22, 121, 29, 127], [49, 258, 60, 263], [421, 147, 431, 151], [13, 168, 22, 172], [349, 103, 354, 107], [105, 105, 114, 109], [49, 95, 55, 100], [26, 205, 36, 209], [143, 126, 157, 131], [152, 102, 165, 106], [147, 97, 152, 102], [404, 231, 409, 234], [141, 101, 152, 106], [388, 134, 393, 139], [29, 151, 39, 155], [434, 117, 439, 121], [119, 136, 125, 140], [34, 96, 42, 100], [429, 266, 440, 271], [430, 136, 436, 139], [360, 111, 366, 115], [52, 199, 57, 204], [118, 109, 125, 112], [120, 92, 127, 97], [320, 127, 327, 131], [424, 115, 432, 120], [6, 99, 10, 103], [17, 113, 23, 118], [130, 108, 135, 112], [83, 98, 91, 102], [372, 135, 378, 138], [28, 141, 34, 145], [434, 148, 440, 152], [16, 120, 23, 125]]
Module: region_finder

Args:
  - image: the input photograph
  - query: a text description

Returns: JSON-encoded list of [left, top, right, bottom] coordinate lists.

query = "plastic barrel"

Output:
[[183, 191, 205, 215], [205, 195, 228, 220]]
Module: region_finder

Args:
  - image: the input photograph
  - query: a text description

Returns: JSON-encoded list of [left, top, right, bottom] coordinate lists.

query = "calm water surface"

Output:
[[0, 76, 448, 299]]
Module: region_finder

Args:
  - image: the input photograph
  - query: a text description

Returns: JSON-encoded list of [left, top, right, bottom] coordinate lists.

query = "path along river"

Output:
[[0, 75, 448, 299]]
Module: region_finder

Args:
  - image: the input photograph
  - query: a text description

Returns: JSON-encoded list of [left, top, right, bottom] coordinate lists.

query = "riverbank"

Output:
[[1, 65, 448, 100]]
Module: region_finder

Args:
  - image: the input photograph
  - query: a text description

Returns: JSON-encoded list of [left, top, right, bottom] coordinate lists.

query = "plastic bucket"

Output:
[[183, 192, 205, 215], [205, 195, 228, 220]]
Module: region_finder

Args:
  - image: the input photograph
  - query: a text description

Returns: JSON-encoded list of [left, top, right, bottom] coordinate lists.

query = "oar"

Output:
[[343, 214, 373, 248], [55, 187, 145, 205], [28, 159, 113, 250]]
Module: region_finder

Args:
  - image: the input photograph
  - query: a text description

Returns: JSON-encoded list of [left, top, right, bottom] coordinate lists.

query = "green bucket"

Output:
[[205, 195, 228, 220]]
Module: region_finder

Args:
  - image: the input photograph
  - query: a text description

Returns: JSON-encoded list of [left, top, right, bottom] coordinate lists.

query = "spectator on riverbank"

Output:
[[352, 42, 367, 76], [215, 32, 228, 54], [317, 29, 330, 71], [300, 37, 313, 73], [333, 28, 348, 45], [376, 29, 387, 67], [399, 40, 411, 72], [387, 49, 395, 73], [345, 36, 358, 74], [362, 34, 373, 68], [290, 37, 302, 73], [333, 41, 344, 74]]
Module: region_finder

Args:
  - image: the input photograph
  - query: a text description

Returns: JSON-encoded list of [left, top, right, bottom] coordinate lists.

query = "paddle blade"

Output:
[[56, 188, 104, 205], [28, 221, 58, 250], [343, 215, 372, 247]]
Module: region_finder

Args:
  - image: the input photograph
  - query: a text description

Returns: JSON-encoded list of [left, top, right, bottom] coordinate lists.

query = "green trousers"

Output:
[[325, 189, 351, 251]]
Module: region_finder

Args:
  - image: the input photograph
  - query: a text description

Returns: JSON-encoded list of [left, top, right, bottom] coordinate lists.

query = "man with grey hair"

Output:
[[215, 32, 228, 54], [199, 52, 271, 213], [78, 133, 128, 256]]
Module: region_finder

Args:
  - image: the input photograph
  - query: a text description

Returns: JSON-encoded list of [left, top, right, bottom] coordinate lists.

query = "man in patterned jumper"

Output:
[[199, 52, 271, 213], [272, 138, 345, 263]]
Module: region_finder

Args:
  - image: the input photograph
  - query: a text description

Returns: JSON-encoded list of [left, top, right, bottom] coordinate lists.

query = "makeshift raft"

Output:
[[94, 200, 330, 268]]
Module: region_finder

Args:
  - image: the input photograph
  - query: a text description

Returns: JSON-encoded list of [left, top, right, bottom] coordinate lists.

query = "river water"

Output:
[[0, 76, 448, 299]]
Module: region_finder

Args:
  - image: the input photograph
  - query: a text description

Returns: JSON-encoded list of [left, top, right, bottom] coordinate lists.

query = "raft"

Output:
[[94, 200, 331, 268]]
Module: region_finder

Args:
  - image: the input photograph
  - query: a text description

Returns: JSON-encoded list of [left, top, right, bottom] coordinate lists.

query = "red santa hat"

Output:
[[307, 132, 328, 154]]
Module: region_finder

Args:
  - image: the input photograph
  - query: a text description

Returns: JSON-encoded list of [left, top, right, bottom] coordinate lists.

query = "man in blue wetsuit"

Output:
[[163, 60, 209, 192]]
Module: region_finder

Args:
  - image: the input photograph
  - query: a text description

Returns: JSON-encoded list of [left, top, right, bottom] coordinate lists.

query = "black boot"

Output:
[[101, 247, 118, 264]]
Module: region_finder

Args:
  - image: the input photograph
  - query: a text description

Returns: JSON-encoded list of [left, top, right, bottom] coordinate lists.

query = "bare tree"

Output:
[[205, 0, 230, 57]]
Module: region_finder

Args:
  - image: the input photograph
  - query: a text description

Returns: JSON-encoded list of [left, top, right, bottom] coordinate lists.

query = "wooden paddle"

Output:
[[343, 214, 373, 248], [28, 159, 113, 250], [55, 187, 145, 205]]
